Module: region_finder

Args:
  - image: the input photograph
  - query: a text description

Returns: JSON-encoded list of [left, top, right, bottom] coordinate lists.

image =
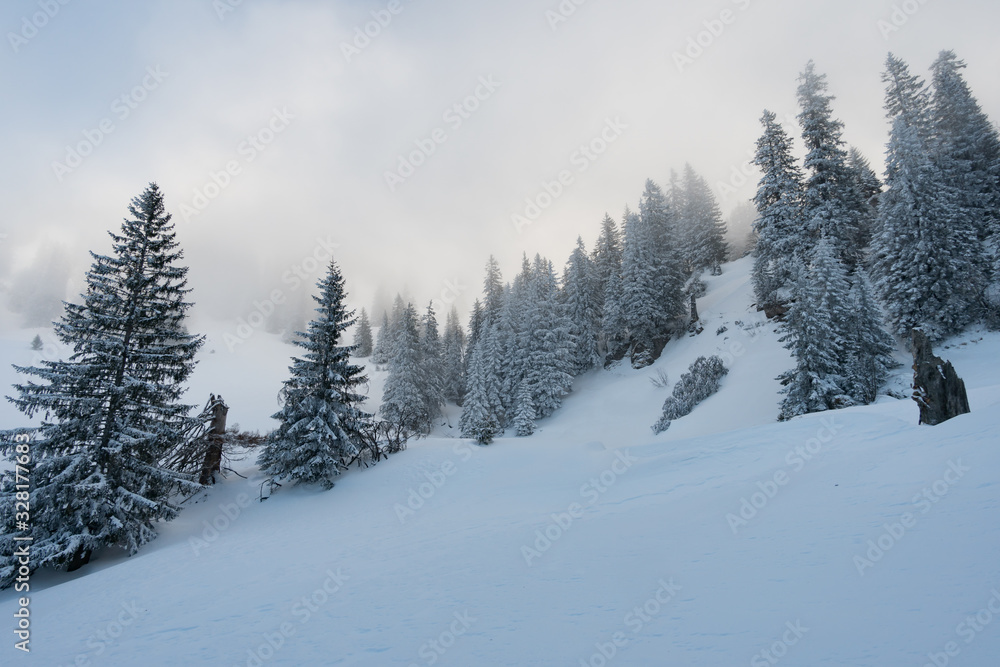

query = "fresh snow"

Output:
[[2, 257, 999, 665]]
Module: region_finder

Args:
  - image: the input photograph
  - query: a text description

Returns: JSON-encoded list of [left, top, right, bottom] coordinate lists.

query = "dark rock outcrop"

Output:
[[911, 329, 970, 425]]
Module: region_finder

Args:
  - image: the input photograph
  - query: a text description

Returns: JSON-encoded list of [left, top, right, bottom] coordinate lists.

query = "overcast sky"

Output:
[[1, 0, 998, 329]]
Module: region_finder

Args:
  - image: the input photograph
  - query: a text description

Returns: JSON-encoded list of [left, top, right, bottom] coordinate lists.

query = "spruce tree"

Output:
[[872, 54, 981, 339], [419, 302, 445, 425], [441, 307, 466, 404], [640, 180, 686, 330], [352, 307, 374, 357], [522, 256, 575, 418], [459, 322, 503, 444], [380, 303, 432, 435], [844, 273, 896, 404], [257, 259, 371, 489], [929, 50, 999, 316], [778, 238, 854, 420], [621, 207, 663, 356], [372, 311, 392, 366], [796, 61, 867, 267], [511, 380, 536, 437], [752, 109, 805, 311], [562, 237, 601, 373], [681, 164, 728, 275], [0, 183, 204, 583]]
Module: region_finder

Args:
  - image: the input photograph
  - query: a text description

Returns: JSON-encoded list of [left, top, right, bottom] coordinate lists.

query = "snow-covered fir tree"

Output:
[[640, 180, 686, 332], [352, 307, 374, 357], [257, 259, 371, 490], [591, 214, 624, 360], [0, 183, 204, 583], [844, 273, 897, 404], [752, 109, 805, 312], [872, 54, 981, 339], [459, 321, 503, 444], [601, 267, 628, 361], [441, 306, 466, 404], [380, 302, 432, 435], [796, 61, 867, 267], [372, 311, 392, 366], [521, 256, 575, 418], [680, 164, 728, 275], [621, 206, 665, 361], [929, 50, 1000, 317], [847, 147, 882, 245], [511, 380, 536, 437], [778, 238, 854, 420], [562, 237, 601, 373], [419, 302, 445, 425]]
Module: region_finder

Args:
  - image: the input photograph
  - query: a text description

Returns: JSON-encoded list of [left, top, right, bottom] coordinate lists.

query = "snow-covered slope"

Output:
[[3, 258, 1000, 666]]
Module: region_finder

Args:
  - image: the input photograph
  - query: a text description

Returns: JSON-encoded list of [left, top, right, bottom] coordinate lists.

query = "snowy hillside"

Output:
[[3, 257, 1000, 665]]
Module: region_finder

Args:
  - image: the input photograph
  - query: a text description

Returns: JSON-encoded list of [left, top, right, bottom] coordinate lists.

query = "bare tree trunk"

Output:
[[199, 395, 229, 485]]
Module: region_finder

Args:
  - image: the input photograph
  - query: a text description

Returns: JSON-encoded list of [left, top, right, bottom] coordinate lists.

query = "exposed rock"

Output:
[[911, 329, 970, 425]]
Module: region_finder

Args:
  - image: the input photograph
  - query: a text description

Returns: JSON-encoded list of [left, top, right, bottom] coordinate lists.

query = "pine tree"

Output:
[[419, 302, 445, 425], [257, 259, 371, 490], [522, 256, 575, 418], [621, 206, 663, 356], [459, 322, 503, 444], [562, 237, 601, 373], [511, 380, 536, 437], [380, 303, 432, 435], [797, 61, 867, 267], [441, 307, 466, 404], [844, 273, 896, 404], [372, 311, 392, 366], [752, 109, 805, 311], [352, 307, 374, 357], [591, 213, 623, 304], [0, 183, 204, 583], [640, 180, 686, 330], [30, 334, 43, 351], [929, 50, 999, 316], [778, 238, 854, 420], [681, 164, 728, 274], [872, 54, 981, 339]]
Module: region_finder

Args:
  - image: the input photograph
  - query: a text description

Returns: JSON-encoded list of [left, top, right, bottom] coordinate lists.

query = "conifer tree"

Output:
[[778, 239, 854, 420], [511, 380, 536, 437], [441, 307, 466, 404], [372, 311, 392, 366], [522, 256, 575, 418], [459, 322, 503, 444], [681, 164, 728, 274], [752, 109, 805, 311], [562, 237, 601, 373], [352, 307, 374, 357], [844, 273, 896, 404], [419, 302, 445, 424], [0, 183, 204, 582], [797, 61, 867, 267], [872, 54, 981, 339], [258, 259, 371, 489], [621, 207, 663, 357], [591, 213, 623, 305], [380, 303, 432, 435]]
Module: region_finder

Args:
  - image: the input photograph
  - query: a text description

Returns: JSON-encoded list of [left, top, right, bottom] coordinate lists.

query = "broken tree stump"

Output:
[[911, 329, 970, 426], [198, 394, 229, 485]]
